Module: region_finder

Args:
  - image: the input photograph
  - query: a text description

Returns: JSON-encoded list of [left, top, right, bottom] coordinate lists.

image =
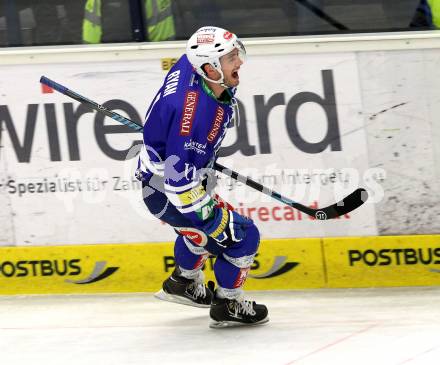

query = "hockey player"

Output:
[[136, 26, 268, 328]]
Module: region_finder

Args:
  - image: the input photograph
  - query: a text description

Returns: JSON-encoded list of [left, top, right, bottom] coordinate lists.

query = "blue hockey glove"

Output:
[[203, 208, 253, 243]]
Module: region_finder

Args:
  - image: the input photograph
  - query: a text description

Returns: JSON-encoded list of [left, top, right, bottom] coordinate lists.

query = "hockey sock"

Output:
[[213, 223, 259, 290], [214, 254, 251, 290], [216, 286, 243, 300]]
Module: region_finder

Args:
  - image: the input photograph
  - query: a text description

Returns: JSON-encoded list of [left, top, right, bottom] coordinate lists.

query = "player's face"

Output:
[[220, 48, 243, 87]]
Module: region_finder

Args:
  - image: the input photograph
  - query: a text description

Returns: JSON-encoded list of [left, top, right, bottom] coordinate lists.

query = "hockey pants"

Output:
[[142, 179, 260, 290]]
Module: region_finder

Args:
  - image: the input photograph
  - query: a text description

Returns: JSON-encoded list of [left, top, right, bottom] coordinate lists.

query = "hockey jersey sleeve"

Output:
[[162, 100, 216, 228]]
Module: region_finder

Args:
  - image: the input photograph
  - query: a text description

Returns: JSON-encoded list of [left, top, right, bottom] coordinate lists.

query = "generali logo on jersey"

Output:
[[207, 106, 225, 142], [180, 91, 199, 136]]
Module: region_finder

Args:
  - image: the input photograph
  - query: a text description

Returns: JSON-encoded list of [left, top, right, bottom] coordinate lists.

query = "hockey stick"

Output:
[[40, 76, 368, 220]]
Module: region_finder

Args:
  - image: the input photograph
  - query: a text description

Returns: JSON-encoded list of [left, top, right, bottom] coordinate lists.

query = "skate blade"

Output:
[[154, 289, 210, 308], [209, 317, 269, 329]]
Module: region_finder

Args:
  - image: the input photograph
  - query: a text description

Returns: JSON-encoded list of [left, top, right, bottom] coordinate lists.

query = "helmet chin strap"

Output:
[[203, 76, 232, 89], [202, 65, 232, 89], [203, 75, 224, 84]]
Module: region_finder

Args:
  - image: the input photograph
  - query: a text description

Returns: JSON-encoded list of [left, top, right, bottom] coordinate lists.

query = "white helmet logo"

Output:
[[197, 33, 215, 44], [223, 31, 233, 40]]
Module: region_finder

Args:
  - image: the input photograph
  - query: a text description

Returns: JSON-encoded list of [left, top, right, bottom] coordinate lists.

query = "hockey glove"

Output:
[[203, 208, 253, 243]]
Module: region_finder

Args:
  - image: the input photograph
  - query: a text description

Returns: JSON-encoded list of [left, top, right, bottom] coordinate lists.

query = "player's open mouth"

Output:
[[232, 70, 239, 79]]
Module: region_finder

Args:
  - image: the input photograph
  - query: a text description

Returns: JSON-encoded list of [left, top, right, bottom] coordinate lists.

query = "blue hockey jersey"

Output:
[[137, 54, 237, 227]]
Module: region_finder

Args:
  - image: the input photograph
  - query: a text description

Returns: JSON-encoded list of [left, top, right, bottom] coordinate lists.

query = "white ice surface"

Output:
[[1, 287, 439, 365]]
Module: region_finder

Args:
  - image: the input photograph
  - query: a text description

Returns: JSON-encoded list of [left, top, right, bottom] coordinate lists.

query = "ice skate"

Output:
[[209, 290, 269, 328], [154, 267, 214, 308]]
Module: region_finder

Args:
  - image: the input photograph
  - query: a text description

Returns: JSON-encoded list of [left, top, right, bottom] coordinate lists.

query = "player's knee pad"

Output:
[[174, 235, 209, 271], [224, 222, 260, 258], [244, 222, 260, 253], [221, 226, 259, 272]]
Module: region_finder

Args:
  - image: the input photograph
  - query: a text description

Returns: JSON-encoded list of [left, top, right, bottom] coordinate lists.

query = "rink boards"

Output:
[[0, 234, 439, 295]]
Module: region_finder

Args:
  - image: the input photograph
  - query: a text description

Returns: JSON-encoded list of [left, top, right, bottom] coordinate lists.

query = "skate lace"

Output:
[[188, 274, 206, 299], [234, 296, 256, 316]]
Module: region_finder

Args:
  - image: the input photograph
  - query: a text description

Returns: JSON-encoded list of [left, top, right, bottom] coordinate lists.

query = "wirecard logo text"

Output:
[[1, 69, 342, 163]]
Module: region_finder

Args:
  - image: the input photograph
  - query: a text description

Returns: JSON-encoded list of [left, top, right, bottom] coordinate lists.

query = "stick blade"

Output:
[[314, 188, 368, 220]]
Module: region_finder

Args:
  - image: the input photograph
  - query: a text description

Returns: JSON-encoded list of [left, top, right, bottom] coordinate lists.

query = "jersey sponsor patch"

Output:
[[180, 91, 199, 136], [207, 106, 225, 142], [178, 185, 206, 206], [196, 199, 215, 220], [184, 139, 207, 155], [188, 73, 199, 87]]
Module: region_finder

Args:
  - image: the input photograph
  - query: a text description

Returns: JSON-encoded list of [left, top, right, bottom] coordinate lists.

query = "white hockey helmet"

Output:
[[186, 26, 246, 86]]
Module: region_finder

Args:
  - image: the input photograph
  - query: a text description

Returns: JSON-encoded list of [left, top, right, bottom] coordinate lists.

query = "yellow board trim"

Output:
[[161, 58, 177, 71], [324, 235, 440, 288], [0, 235, 439, 295]]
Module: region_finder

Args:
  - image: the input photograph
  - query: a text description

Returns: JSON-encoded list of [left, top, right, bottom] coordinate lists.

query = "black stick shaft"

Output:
[[39, 76, 367, 219]]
